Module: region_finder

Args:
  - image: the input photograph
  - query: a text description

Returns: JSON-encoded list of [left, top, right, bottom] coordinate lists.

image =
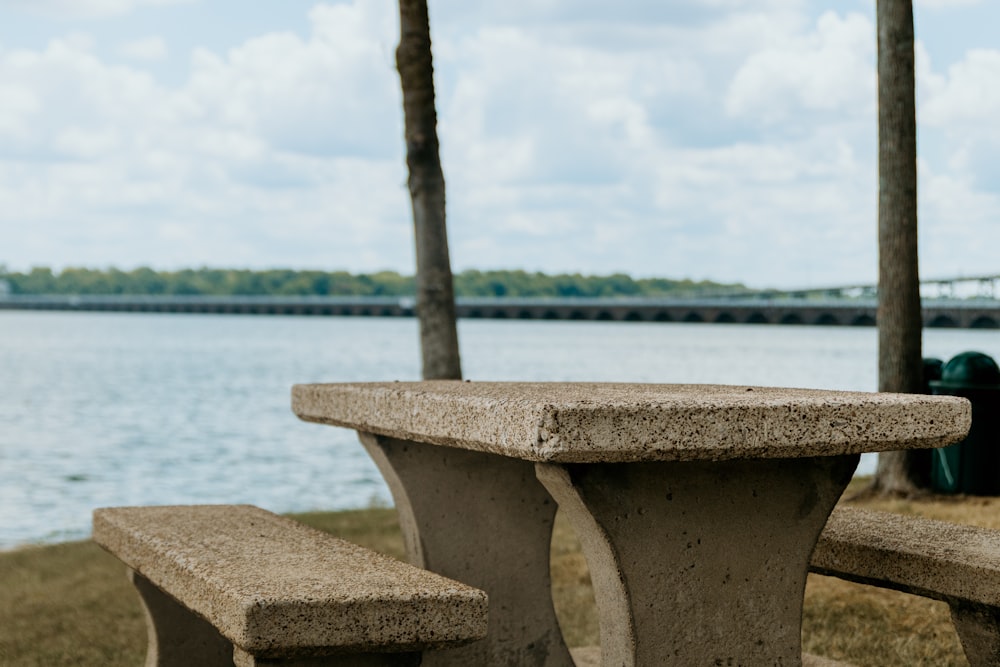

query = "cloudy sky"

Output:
[[0, 0, 997, 288]]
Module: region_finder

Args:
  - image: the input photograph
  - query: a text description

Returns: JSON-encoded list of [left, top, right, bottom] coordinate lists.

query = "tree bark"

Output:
[[873, 0, 926, 494], [396, 0, 462, 380]]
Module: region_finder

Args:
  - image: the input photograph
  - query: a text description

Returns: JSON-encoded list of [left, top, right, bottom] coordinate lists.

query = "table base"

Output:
[[536, 454, 859, 666], [360, 433, 574, 667]]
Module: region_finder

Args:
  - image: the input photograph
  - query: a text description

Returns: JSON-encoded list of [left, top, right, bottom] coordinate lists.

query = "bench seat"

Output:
[[811, 506, 1000, 667], [93, 504, 488, 666]]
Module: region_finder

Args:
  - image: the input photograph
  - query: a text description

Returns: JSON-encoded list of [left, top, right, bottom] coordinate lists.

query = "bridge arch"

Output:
[[683, 312, 704, 323], [814, 313, 840, 326], [654, 311, 673, 322], [746, 312, 769, 324], [714, 312, 736, 324], [518, 309, 534, 319], [779, 313, 803, 325], [928, 314, 958, 328], [850, 314, 875, 326], [543, 310, 560, 320], [596, 311, 615, 321], [569, 310, 588, 320], [491, 309, 508, 319], [971, 316, 999, 329], [624, 311, 644, 322]]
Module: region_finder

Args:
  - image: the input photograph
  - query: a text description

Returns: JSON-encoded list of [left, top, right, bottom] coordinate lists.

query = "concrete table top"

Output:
[[292, 381, 971, 463]]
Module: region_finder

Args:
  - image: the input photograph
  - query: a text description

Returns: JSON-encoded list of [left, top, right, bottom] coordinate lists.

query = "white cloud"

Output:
[[922, 49, 1000, 130], [0, 0, 997, 287], [0, 0, 412, 271], [916, 0, 982, 8], [184, 1, 399, 158], [0, 83, 39, 138], [426, 5, 886, 284], [918, 46, 1000, 201], [118, 36, 168, 61], [62, 32, 96, 52], [726, 11, 875, 124], [0, 0, 196, 19], [920, 159, 1000, 278], [53, 127, 122, 158]]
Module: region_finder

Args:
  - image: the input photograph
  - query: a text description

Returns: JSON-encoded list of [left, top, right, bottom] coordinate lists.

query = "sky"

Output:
[[0, 0, 997, 289]]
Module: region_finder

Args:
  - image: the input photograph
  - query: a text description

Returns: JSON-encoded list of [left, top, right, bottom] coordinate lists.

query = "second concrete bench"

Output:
[[93, 504, 488, 666], [811, 506, 1000, 667]]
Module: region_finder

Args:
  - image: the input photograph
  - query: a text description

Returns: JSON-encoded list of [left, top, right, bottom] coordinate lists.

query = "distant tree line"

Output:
[[0, 266, 747, 299]]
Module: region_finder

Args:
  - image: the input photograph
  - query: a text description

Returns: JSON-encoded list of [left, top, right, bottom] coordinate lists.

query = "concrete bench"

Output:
[[810, 506, 1000, 667], [92, 504, 488, 667]]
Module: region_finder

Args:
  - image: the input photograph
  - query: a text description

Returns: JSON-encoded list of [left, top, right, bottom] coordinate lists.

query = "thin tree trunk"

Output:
[[873, 0, 926, 494], [396, 0, 462, 380]]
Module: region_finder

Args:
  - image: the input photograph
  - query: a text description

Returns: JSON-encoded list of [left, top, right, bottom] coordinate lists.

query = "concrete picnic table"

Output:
[[292, 381, 970, 666]]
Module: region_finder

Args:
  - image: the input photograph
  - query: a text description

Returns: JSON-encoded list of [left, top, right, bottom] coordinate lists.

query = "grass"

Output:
[[1, 480, 994, 666]]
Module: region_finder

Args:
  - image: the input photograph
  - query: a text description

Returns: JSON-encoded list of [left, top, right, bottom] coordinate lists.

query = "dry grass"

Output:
[[803, 575, 963, 666], [0, 540, 146, 666], [1, 484, 993, 666]]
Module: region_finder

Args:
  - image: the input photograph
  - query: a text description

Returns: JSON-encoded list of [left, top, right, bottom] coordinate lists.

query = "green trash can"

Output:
[[929, 351, 1000, 495]]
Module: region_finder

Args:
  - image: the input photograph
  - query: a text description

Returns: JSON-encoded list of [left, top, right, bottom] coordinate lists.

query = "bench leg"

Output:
[[360, 432, 574, 667], [951, 602, 1000, 667], [233, 647, 421, 666], [128, 568, 234, 667], [536, 455, 858, 666]]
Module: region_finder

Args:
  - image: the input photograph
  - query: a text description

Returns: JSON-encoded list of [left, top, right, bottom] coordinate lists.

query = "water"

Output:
[[1, 311, 996, 549]]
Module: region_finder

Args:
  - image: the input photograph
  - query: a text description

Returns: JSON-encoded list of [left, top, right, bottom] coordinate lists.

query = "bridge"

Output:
[[679, 273, 1000, 300], [2, 294, 999, 328]]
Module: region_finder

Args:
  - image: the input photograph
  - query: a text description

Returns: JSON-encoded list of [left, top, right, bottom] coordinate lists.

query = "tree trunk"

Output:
[[873, 0, 926, 494], [396, 0, 462, 380]]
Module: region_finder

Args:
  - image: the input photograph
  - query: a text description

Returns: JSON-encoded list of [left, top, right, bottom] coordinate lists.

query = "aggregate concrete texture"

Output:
[[93, 505, 488, 658], [292, 381, 971, 462], [538, 454, 859, 666], [813, 507, 1000, 607], [360, 433, 573, 667]]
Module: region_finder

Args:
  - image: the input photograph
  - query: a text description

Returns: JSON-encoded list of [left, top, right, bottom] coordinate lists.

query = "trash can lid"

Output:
[[933, 351, 1000, 389]]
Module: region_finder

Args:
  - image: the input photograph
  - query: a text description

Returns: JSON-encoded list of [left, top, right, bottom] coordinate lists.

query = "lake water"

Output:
[[2, 311, 997, 550]]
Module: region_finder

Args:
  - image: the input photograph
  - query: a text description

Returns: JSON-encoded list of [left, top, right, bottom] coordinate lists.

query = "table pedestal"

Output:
[[536, 454, 859, 666], [360, 433, 574, 667]]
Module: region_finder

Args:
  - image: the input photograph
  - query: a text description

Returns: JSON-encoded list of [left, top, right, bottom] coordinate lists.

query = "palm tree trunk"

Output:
[[873, 0, 926, 493], [396, 0, 462, 380]]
